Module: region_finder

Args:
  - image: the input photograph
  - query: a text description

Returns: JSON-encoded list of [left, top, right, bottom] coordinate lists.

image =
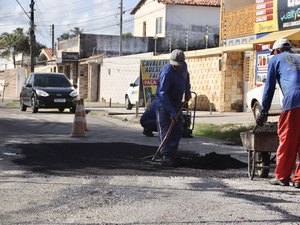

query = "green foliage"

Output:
[[58, 27, 84, 40], [0, 28, 45, 64], [122, 32, 133, 37], [193, 123, 254, 145]]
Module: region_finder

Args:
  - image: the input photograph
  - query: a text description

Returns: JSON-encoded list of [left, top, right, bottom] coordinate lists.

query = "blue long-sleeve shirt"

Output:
[[262, 51, 300, 113], [155, 62, 191, 116]]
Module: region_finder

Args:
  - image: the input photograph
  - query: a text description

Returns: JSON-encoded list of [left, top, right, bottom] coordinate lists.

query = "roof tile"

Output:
[[158, 0, 220, 6], [131, 0, 220, 14]]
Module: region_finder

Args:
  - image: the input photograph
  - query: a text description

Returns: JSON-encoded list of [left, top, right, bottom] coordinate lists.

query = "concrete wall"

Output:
[[88, 63, 100, 102], [0, 68, 26, 99], [187, 55, 223, 111], [100, 52, 153, 104], [166, 5, 220, 50], [80, 34, 152, 58], [186, 50, 255, 112], [0, 57, 14, 71]]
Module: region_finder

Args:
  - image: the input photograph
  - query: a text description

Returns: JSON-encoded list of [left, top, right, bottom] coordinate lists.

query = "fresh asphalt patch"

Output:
[[11, 143, 247, 178]]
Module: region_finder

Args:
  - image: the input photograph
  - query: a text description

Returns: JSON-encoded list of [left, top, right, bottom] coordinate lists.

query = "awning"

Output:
[[252, 28, 300, 44]]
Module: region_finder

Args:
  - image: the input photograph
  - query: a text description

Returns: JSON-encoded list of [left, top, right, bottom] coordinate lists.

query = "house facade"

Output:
[[131, 0, 221, 51]]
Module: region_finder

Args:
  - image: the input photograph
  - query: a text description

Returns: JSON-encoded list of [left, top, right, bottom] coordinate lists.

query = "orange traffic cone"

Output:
[[70, 100, 86, 137], [80, 99, 88, 131]]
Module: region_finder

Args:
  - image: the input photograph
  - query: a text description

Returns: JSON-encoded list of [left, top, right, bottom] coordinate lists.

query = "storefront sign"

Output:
[[278, 0, 300, 29], [140, 59, 168, 106], [255, 0, 278, 33], [62, 52, 79, 62], [256, 52, 272, 85]]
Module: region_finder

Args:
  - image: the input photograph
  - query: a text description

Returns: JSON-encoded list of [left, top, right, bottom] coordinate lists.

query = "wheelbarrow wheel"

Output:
[[248, 150, 256, 180], [257, 152, 270, 178]]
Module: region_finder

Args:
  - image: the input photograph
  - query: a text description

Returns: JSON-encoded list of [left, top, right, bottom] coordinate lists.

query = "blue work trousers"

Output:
[[156, 107, 183, 158]]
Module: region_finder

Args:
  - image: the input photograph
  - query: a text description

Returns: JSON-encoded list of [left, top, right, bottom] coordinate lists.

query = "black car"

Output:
[[20, 72, 78, 113]]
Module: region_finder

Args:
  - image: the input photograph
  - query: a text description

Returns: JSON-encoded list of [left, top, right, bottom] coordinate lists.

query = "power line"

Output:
[[15, 0, 30, 19]]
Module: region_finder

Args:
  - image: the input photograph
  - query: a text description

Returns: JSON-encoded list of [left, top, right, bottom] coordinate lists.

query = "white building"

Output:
[[0, 57, 14, 71], [131, 0, 221, 50]]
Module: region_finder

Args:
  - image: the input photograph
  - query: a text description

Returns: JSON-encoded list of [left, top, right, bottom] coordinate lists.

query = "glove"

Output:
[[185, 93, 192, 102], [256, 113, 268, 127]]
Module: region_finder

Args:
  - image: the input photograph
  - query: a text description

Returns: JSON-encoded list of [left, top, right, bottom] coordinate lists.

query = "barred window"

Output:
[[156, 17, 162, 34]]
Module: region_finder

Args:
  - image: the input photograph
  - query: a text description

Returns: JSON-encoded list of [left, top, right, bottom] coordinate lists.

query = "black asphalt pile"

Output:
[[12, 143, 247, 178], [255, 122, 278, 133], [175, 152, 246, 170]]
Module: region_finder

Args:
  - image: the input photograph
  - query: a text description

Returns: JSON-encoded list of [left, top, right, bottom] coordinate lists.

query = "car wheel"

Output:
[[70, 106, 76, 113], [253, 101, 262, 120], [20, 98, 27, 111], [58, 108, 64, 113], [125, 96, 133, 110], [31, 95, 38, 113]]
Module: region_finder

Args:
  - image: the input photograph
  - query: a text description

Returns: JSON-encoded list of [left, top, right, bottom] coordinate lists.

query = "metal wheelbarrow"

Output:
[[240, 123, 278, 180]]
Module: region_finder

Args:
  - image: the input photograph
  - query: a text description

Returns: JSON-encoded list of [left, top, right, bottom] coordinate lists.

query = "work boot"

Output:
[[143, 128, 154, 137], [269, 178, 290, 186], [161, 156, 175, 167], [293, 182, 300, 189]]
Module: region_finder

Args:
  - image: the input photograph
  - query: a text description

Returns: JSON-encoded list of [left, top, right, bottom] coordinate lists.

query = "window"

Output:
[[156, 17, 162, 34]]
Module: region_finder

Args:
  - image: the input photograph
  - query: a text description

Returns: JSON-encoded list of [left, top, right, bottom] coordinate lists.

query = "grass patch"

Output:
[[4, 100, 19, 109], [193, 123, 254, 146]]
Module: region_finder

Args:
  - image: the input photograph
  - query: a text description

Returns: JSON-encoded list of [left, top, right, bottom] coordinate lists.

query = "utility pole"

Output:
[[29, 0, 35, 72], [205, 25, 209, 49], [119, 0, 123, 56], [185, 29, 189, 51], [51, 24, 55, 57]]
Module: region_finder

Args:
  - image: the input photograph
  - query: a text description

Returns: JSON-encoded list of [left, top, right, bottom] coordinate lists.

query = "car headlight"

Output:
[[36, 89, 49, 97], [70, 90, 78, 97]]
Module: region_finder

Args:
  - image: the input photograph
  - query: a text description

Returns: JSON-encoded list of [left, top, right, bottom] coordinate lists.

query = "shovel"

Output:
[[151, 102, 187, 161]]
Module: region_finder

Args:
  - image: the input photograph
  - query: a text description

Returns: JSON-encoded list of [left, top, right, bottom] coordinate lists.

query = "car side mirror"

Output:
[[129, 83, 135, 87], [73, 84, 78, 89], [25, 83, 32, 88]]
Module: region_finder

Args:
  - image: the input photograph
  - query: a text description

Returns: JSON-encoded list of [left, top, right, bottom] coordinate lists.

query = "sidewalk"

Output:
[[84, 101, 259, 125], [0, 98, 276, 125]]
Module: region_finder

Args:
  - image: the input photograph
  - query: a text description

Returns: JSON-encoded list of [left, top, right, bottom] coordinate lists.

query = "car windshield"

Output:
[[34, 74, 72, 87]]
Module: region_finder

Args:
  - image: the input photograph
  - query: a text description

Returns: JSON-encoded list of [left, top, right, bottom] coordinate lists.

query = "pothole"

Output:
[[11, 143, 247, 178]]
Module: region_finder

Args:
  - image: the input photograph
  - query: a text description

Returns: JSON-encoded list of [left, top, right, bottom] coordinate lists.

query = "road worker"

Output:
[[257, 38, 300, 188], [154, 49, 191, 166]]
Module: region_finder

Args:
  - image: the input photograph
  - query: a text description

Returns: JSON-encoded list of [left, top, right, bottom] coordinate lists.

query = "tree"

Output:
[[122, 32, 133, 37], [70, 27, 83, 38], [58, 32, 71, 41], [58, 27, 83, 40], [0, 28, 45, 68], [0, 28, 29, 67]]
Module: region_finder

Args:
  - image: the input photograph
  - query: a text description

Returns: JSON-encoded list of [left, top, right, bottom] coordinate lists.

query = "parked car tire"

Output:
[[20, 99, 27, 111], [125, 96, 133, 110], [252, 101, 262, 120], [70, 106, 76, 113], [31, 94, 38, 113]]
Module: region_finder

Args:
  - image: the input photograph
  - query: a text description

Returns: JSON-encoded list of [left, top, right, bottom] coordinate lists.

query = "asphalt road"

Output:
[[0, 107, 299, 225]]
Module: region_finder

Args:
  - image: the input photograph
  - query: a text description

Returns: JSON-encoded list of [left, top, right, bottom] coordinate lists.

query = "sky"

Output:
[[0, 0, 140, 48]]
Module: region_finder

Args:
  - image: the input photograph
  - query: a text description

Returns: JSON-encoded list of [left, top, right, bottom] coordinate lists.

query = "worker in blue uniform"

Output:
[[257, 38, 300, 188], [155, 49, 191, 166], [140, 97, 157, 137]]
